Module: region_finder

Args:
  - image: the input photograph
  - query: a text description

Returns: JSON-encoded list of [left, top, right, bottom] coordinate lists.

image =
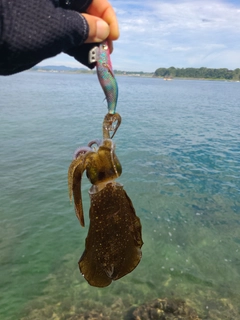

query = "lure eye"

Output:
[[102, 44, 108, 50]]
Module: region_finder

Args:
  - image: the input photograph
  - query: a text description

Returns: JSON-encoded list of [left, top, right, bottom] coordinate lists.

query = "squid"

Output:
[[68, 114, 143, 287]]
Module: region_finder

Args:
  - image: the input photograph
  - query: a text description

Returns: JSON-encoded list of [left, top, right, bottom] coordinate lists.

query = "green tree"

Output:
[[154, 67, 237, 80]]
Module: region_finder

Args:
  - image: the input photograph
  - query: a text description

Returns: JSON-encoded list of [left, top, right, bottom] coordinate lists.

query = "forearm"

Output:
[[0, 0, 91, 75]]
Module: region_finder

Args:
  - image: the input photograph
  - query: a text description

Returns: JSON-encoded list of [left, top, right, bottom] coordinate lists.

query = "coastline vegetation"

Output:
[[154, 66, 240, 80], [31, 66, 240, 80]]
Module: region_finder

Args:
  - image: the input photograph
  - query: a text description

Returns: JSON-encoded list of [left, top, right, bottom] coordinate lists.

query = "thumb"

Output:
[[82, 14, 110, 43]]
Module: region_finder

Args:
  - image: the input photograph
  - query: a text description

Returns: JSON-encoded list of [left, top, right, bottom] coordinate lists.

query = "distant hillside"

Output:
[[31, 65, 91, 73]]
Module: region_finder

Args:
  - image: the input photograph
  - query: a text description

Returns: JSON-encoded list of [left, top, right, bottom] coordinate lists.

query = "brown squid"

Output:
[[68, 115, 143, 287]]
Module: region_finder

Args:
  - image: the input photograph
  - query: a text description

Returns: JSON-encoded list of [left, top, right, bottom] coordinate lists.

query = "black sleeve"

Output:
[[0, 0, 92, 75], [57, 0, 92, 12]]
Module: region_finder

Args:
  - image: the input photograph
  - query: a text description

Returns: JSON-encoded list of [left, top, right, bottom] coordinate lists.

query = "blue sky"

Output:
[[39, 0, 240, 72]]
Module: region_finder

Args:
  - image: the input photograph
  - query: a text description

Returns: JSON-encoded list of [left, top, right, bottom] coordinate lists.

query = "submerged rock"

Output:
[[20, 295, 239, 319], [128, 298, 201, 320], [67, 312, 107, 320]]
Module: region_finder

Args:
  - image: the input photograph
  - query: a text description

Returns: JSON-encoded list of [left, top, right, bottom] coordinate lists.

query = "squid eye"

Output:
[[86, 167, 98, 183], [102, 44, 108, 50]]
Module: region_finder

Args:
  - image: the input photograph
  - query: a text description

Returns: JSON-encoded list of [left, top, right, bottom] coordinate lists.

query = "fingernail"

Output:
[[96, 20, 110, 42]]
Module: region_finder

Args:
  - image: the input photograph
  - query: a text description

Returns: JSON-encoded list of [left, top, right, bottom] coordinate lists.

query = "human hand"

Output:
[[0, 0, 119, 75], [62, 0, 119, 51], [83, 0, 119, 51], [65, 0, 119, 68]]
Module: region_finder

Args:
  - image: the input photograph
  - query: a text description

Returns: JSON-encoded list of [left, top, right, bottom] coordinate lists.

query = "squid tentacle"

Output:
[[68, 150, 93, 227], [103, 113, 121, 139], [88, 139, 102, 148]]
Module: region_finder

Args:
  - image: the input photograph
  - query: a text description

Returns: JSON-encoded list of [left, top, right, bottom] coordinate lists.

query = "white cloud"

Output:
[[111, 0, 240, 71], [39, 0, 240, 71]]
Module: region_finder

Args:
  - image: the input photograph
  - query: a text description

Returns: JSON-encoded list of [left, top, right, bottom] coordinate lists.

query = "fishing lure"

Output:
[[89, 41, 118, 114]]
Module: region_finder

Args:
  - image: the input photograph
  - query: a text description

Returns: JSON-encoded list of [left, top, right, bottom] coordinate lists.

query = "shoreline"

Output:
[[28, 69, 240, 82]]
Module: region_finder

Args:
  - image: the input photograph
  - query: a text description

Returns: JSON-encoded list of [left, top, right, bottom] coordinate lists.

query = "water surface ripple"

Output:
[[0, 73, 240, 319]]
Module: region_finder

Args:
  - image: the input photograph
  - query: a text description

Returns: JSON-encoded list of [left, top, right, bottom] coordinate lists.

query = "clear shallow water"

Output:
[[0, 73, 240, 319]]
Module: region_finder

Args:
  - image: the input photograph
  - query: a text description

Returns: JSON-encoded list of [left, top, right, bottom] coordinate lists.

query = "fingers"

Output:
[[86, 0, 119, 40], [82, 14, 110, 43]]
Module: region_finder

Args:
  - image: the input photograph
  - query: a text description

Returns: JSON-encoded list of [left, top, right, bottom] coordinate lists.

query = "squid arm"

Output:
[[68, 150, 92, 227], [103, 113, 121, 139]]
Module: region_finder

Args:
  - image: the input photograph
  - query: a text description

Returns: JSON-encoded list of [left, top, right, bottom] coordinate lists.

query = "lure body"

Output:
[[96, 41, 118, 114]]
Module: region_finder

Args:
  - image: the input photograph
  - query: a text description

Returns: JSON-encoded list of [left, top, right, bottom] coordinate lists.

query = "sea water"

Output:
[[0, 72, 240, 319]]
